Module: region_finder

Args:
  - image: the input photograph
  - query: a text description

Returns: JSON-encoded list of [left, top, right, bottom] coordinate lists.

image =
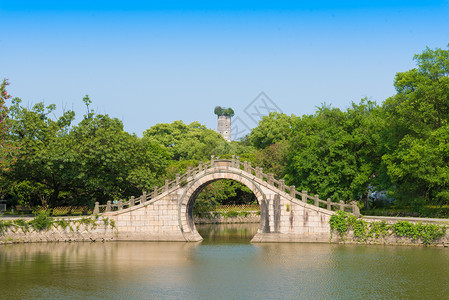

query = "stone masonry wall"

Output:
[[0, 219, 116, 245]]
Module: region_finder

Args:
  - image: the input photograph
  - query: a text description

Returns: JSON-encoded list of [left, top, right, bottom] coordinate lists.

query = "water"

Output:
[[1, 223, 449, 299]]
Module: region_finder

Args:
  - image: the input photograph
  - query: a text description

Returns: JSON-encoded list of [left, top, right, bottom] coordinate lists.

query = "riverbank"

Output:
[[2, 213, 449, 246], [329, 213, 449, 247], [0, 216, 117, 244]]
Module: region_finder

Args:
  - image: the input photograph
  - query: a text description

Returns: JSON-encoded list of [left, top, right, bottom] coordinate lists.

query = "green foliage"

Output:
[[0, 220, 13, 234], [13, 219, 29, 232], [68, 114, 169, 204], [0, 78, 18, 174], [392, 221, 447, 244], [380, 45, 449, 206], [368, 221, 389, 238], [214, 106, 235, 117], [196, 180, 256, 206], [30, 210, 54, 231], [55, 219, 70, 230], [329, 211, 357, 239], [78, 216, 97, 229], [238, 211, 250, 217], [352, 219, 369, 241], [224, 210, 239, 218], [143, 120, 227, 161], [3, 96, 169, 207], [248, 112, 296, 149], [193, 196, 219, 218], [253, 140, 289, 179], [286, 99, 381, 203], [330, 211, 447, 245]]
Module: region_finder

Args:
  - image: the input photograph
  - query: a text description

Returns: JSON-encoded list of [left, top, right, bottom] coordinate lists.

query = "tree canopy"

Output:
[[214, 106, 235, 117], [379, 45, 449, 206], [1, 96, 170, 207]]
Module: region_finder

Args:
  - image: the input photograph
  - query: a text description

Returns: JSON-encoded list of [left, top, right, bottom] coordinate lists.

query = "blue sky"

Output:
[[1, 1, 449, 137]]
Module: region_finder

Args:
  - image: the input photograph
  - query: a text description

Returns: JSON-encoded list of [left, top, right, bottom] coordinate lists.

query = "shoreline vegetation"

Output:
[[2, 209, 449, 246]]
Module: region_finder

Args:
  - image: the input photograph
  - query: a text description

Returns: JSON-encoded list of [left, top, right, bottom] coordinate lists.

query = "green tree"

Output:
[[196, 179, 256, 206], [247, 112, 297, 149], [66, 113, 169, 205], [380, 45, 449, 206], [4, 96, 170, 207], [143, 121, 227, 161], [5, 98, 76, 206], [0, 79, 17, 172], [285, 99, 381, 202], [253, 140, 289, 179], [214, 106, 235, 117]]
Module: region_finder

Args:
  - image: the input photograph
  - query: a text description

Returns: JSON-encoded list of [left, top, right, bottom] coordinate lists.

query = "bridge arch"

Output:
[[178, 169, 268, 241], [100, 158, 359, 243]]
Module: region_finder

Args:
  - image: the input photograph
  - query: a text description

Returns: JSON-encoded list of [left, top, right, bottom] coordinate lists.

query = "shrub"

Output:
[[330, 211, 448, 245], [30, 210, 53, 231]]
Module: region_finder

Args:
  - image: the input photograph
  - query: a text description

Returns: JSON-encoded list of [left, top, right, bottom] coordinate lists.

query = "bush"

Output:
[[330, 211, 448, 245], [224, 210, 239, 218], [30, 210, 53, 231]]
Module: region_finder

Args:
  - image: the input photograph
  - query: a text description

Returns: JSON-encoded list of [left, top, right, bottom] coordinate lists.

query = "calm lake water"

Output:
[[1, 223, 449, 299]]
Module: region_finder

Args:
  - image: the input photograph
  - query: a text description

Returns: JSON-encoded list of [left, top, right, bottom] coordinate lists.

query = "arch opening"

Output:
[[180, 173, 267, 242]]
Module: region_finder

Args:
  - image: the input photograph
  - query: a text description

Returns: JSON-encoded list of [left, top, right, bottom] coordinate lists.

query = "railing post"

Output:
[[231, 155, 235, 167], [187, 166, 192, 177], [302, 191, 307, 203], [130, 196, 135, 207], [255, 167, 260, 179], [106, 201, 112, 212], [152, 186, 158, 199], [199, 161, 203, 172], [176, 174, 180, 185], [142, 191, 147, 203], [351, 201, 360, 217], [93, 202, 100, 214], [339, 201, 345, 211], [289, 186, 295, 198], [165, 179, 169, 192], [267, 173, 274, 185], [279, 180, 285, 192], [117, 200, 124, 210], [236, 156, 240, 168], [314, 195, 319, 207], [327, 198, 331, 210], [248, 162, 252, 173], [211, 155, 215, 166], [244, 161, 248, 172]]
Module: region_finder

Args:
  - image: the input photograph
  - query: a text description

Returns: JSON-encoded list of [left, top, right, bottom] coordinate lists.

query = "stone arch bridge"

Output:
[[96, 156, 360, 243]]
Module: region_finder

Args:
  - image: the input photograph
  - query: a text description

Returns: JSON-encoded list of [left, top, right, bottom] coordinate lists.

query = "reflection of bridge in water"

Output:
[[96, 156, 360, 243]]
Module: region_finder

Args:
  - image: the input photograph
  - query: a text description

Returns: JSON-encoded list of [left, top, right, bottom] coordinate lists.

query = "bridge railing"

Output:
[[229, 155, 359, 216], [93, 155, 359, 217], [93, 159, 216, 214]]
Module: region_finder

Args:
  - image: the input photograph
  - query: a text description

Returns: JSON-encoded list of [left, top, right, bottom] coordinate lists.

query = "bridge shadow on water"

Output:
[[195, 223, 259, 245]]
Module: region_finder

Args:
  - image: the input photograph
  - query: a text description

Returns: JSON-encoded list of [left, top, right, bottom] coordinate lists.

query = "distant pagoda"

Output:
[[214, 106, 234, 142]]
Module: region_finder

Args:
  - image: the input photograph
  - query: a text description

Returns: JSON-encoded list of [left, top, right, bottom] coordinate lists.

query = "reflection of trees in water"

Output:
[[0, 242, 202, 298], [196, 223, 259, 244], [0, 242, 199, 274]]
